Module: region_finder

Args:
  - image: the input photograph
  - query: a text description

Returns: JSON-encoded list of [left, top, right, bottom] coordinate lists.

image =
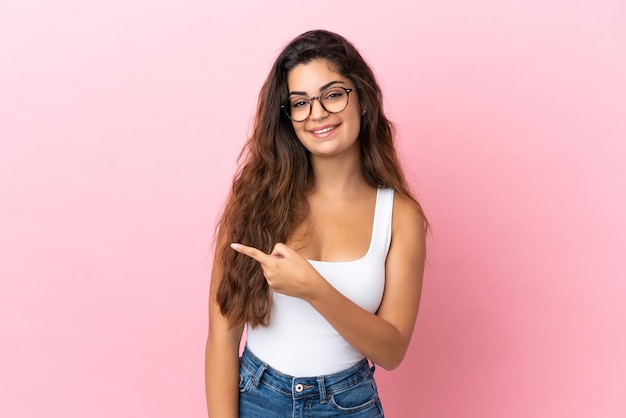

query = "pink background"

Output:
[[1, 1, 625, 417]]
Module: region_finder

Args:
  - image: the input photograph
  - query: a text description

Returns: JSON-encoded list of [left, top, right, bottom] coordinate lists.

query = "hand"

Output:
[[230, 242, 324, 300]]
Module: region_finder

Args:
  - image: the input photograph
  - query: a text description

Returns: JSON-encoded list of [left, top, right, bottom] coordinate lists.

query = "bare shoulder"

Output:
[[392, 192, 426, 240]]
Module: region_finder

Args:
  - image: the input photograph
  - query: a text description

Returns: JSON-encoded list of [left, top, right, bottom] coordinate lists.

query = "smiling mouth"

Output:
[[311, 125, 338, 134]]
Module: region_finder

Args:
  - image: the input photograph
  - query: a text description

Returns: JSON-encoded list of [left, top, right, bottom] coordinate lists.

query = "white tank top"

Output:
[[246, 188, 394, 376]]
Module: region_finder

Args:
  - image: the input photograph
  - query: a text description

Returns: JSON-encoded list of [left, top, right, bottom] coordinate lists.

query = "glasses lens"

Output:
[[287, 97, 311, 122], [320, 88, 349, 113]]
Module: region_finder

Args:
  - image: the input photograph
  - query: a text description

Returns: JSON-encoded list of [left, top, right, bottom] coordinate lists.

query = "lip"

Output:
[[308, 123, 340, 137]]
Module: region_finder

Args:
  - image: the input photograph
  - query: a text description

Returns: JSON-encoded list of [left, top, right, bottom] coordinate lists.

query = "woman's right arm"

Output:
[[205, 249, 244, 418]]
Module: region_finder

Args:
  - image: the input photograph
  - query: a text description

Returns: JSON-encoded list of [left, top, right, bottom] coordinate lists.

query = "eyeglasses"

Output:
[[282, 87, 354, 122]]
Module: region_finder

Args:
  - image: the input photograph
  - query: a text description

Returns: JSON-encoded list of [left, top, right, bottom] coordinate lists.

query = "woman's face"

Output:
[[286, 59, 362, 159]]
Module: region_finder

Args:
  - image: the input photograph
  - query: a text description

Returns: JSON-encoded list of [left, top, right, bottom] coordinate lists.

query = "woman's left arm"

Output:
[[231, 194, 426, 370], [310, 195, 425, 370]]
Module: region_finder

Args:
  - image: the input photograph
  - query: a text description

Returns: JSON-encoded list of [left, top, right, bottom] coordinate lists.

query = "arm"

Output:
[[231, 194, 425, 370], [205, 246, 244, 418], [307, 195, 425, 369]]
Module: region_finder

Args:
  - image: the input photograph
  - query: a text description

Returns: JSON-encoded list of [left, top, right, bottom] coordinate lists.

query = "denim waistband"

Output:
[[240, 346, 375, 401]]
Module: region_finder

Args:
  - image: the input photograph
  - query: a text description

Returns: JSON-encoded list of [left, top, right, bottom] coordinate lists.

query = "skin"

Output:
[[205, 59, 425, 417], [205, 239, 244, 418]]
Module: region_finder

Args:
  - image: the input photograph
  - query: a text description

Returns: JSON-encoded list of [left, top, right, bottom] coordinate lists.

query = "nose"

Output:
[[309, 97, 328, 120]]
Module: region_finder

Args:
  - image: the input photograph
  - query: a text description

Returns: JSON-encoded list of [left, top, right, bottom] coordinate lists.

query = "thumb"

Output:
[[270, 243, 290, 258]]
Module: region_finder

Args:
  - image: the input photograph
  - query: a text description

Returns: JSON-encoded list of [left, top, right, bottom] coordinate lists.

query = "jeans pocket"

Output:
[[328, 378, 380, 414]]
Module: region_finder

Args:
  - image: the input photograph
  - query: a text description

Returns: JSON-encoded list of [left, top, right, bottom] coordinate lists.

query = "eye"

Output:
[[323, 89, 345, 101], [290, 98, 309, 108]]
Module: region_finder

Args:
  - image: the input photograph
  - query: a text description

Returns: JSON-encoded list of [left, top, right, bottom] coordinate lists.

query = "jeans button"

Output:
[[294, 383, 304, 393]]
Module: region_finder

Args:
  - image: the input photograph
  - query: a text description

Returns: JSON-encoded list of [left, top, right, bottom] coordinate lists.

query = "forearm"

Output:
[[205, 336, 240, 418], [307, 280, 412, 370]]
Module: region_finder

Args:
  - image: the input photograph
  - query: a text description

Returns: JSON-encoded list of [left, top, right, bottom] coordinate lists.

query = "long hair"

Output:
[[215, 29, 426, 328]]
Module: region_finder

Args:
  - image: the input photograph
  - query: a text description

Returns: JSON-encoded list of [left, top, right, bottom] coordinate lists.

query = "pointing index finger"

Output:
[[230, 243, 269, 263]]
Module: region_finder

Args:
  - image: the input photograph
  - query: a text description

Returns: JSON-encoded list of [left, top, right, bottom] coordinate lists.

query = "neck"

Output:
[[309, 151, 368, 197]]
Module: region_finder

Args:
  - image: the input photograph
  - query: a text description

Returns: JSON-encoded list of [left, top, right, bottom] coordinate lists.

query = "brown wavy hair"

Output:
[[215, 30, 426, 328]]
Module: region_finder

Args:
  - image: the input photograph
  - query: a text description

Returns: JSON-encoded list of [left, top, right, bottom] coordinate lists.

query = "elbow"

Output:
[[378, 357, 403, 371], [377, 346, 408, 371]]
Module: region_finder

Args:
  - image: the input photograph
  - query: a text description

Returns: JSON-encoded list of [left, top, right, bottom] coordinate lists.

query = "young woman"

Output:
[[205, 30, 426, 417]]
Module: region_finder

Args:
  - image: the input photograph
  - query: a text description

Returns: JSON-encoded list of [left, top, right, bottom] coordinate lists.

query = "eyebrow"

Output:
[[288, 80, 346, 96]]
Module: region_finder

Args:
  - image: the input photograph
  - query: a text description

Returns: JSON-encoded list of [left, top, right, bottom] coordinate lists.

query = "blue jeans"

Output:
[[239, 347, 384, 417]]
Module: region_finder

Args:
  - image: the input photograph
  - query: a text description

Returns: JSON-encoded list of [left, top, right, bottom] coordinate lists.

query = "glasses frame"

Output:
[[281, 87, 354, 122]]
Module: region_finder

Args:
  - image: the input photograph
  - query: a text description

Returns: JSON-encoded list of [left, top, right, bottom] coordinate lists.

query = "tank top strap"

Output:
[[370, 187, 394, 258]]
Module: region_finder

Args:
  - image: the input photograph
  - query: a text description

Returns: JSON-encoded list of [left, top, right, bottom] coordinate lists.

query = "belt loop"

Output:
[[316, 376, 327, 403], [370, 360, 376, 374], [252, 362, 269, 388]]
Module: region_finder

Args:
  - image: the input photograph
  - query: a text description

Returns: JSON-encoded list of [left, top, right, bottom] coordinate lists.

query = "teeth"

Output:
[[313, 126, 335, 134]]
